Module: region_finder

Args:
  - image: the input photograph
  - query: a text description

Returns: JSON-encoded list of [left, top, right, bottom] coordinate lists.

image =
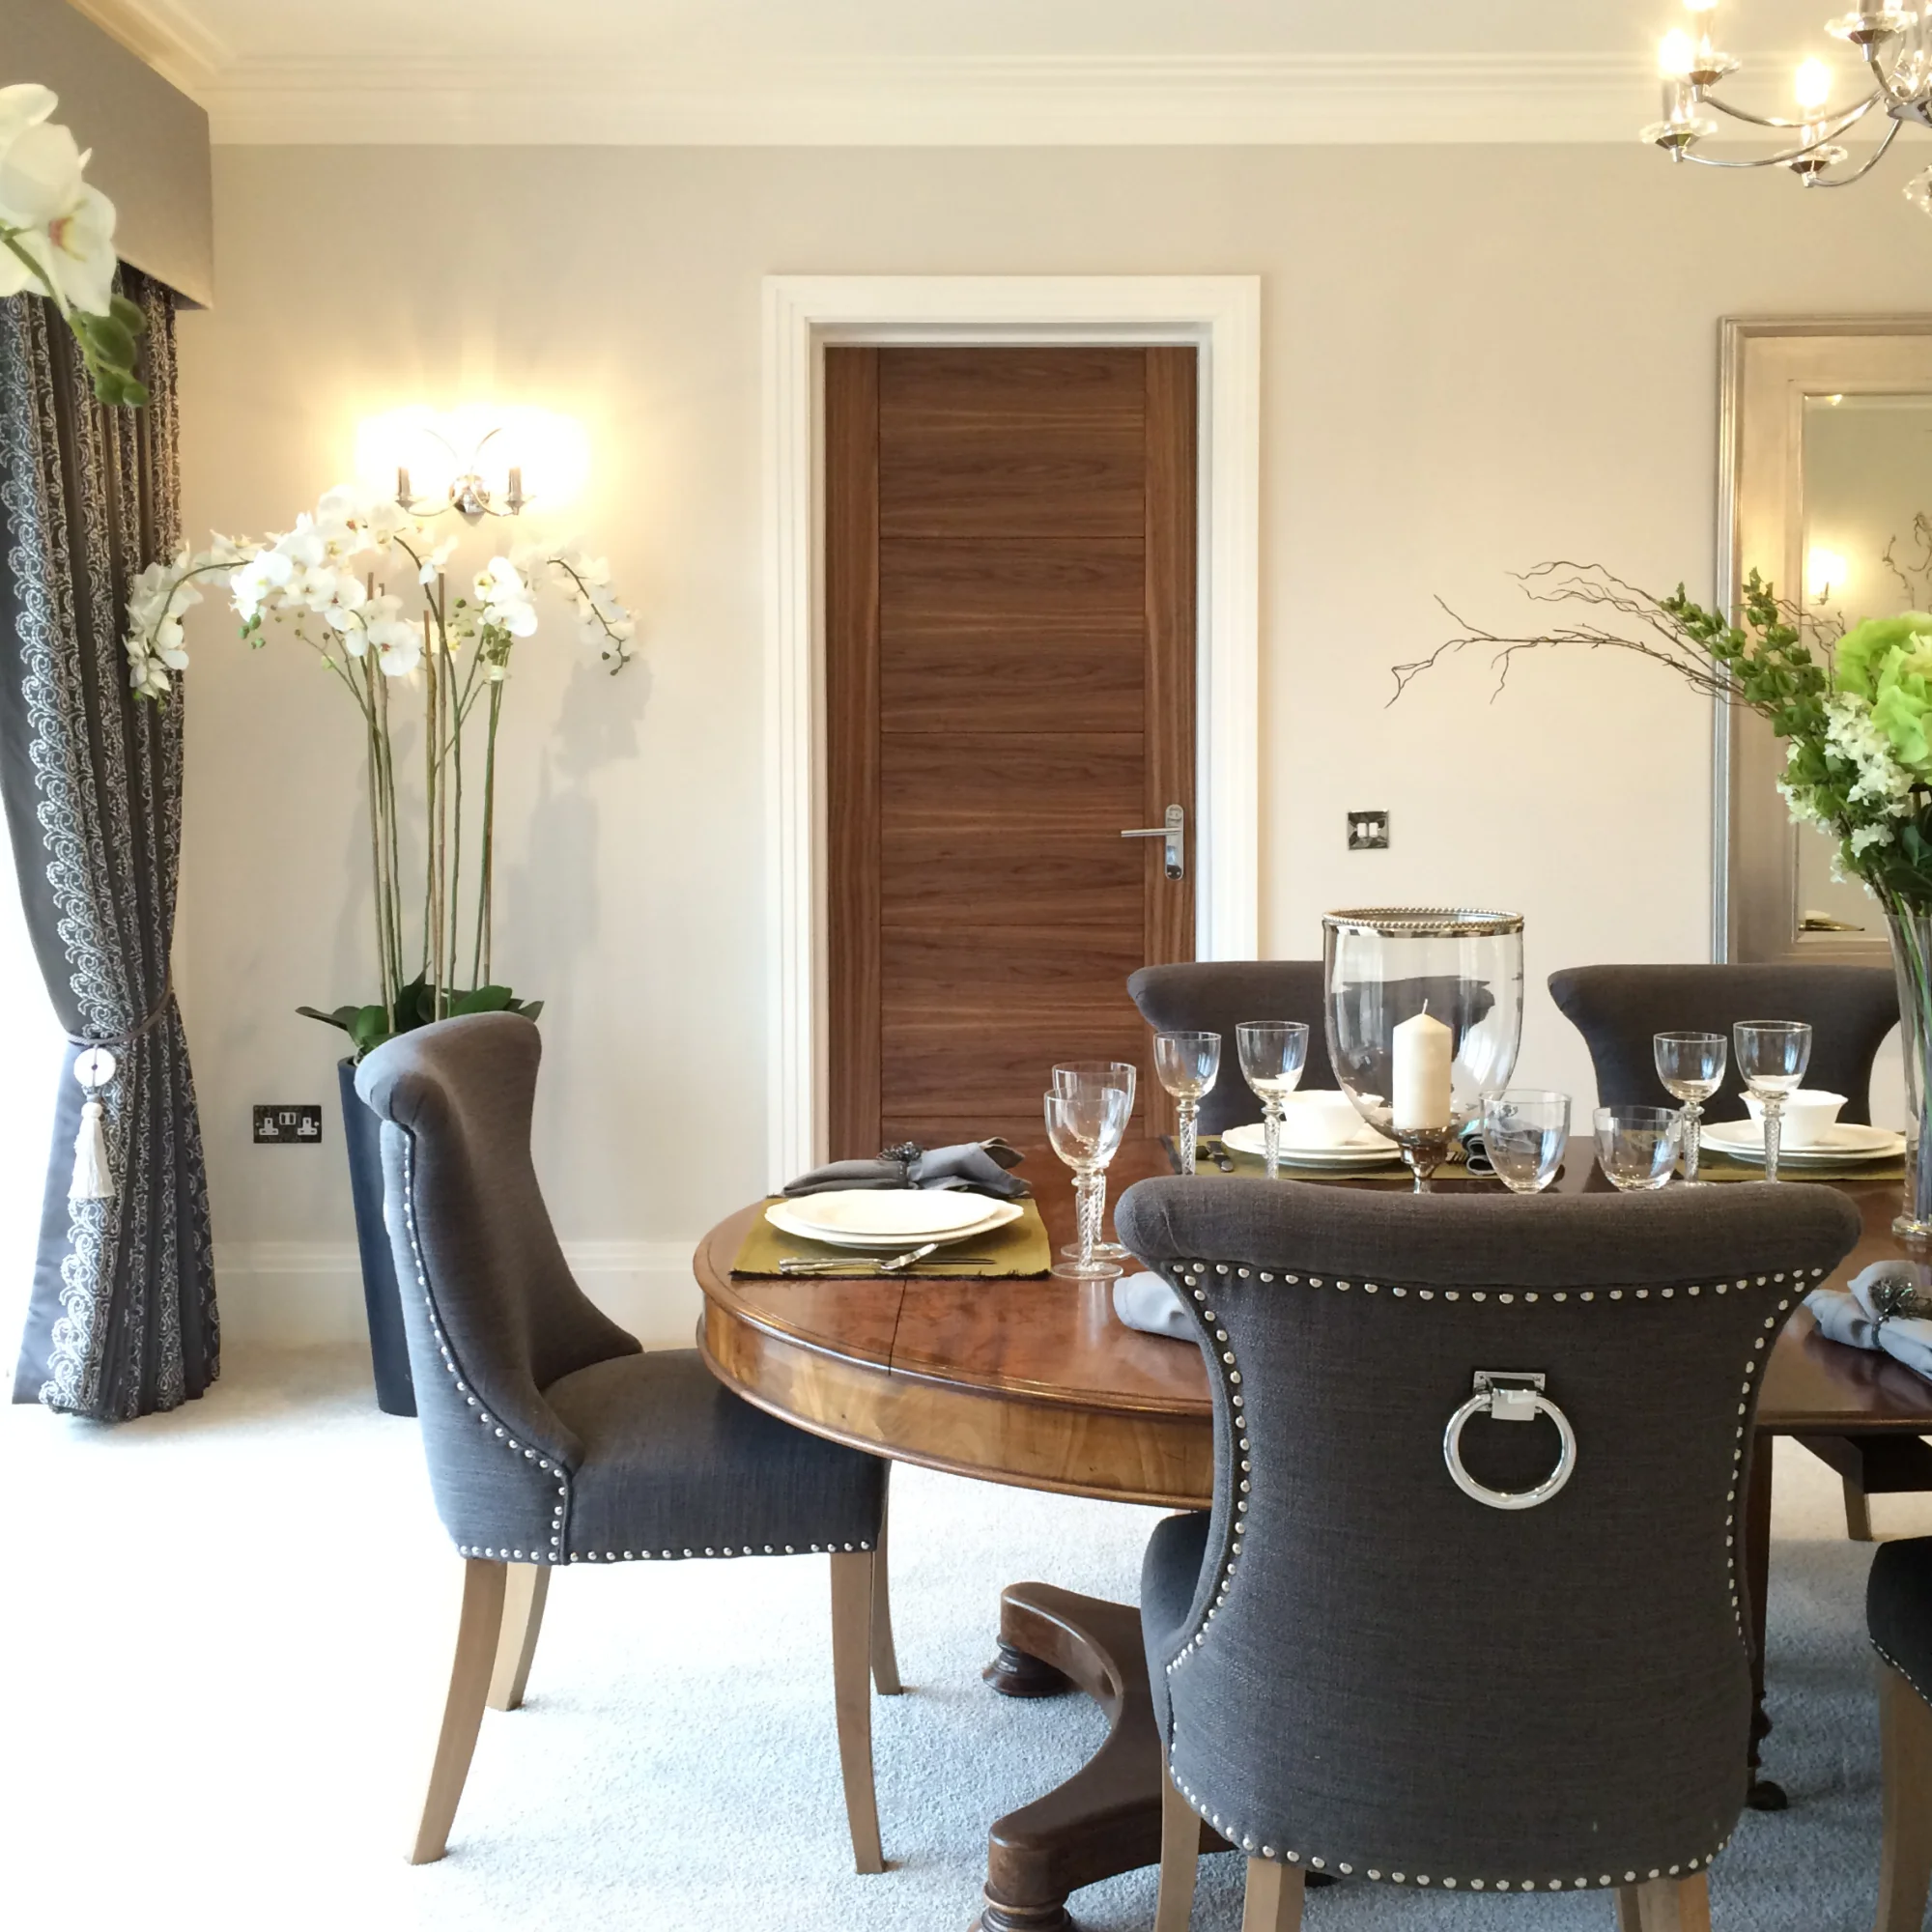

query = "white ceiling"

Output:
[[66, 0, 1895, 145]]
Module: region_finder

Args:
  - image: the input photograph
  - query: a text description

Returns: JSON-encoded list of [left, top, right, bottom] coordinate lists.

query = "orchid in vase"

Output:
[[124, 484, 636, 1055]]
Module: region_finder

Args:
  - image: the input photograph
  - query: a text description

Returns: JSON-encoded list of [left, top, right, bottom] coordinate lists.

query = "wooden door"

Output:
[[825, 346, 1196, 1155]]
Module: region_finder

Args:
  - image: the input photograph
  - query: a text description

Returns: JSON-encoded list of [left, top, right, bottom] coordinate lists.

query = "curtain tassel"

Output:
[[68, 1046, 118, 1202], [69, 1098, 113, 1201]]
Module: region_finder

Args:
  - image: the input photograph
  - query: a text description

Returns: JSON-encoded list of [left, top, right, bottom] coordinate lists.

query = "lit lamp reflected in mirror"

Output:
[[1806, 543, 1849, 606], [354, 405, 590, 524]]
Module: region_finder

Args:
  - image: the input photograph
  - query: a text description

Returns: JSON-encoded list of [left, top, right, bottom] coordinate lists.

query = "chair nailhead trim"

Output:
[[399, 1138, 576, 1566], [406, 1142, 878, 1567], [1872, 1634, 1932, 1708], [1156, 1249, 1830, 1888]]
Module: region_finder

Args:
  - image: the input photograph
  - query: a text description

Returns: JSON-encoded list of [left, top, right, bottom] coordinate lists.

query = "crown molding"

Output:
[[62, 0, 226, 93], [54, 24, 1889, 151], [195, 51, 1682, 147]]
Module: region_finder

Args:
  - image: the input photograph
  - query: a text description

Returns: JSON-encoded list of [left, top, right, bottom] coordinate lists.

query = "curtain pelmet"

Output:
[[0, 274, 216, 1418]]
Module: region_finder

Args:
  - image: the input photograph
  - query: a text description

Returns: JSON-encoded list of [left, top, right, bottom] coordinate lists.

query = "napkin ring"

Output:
[[879, 1141, 923, 1184], [1442, 1371, 1577, 1513], [1870, 1273, 1931, 1327]]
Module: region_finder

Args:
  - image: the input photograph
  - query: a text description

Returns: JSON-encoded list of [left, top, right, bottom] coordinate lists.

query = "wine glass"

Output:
[[1153, 1031, 1221, 1175], [1733, 1021, 1813, 1184], [1236, 1021, 1310, 1179], [1654, 1031, 1727, 1183], [1052, 1061, 1138, 1260], [1044, 1086, 1132, 1281], [1481, 1090, 1570, 1194], [1594, 1105, 1680, 1191]]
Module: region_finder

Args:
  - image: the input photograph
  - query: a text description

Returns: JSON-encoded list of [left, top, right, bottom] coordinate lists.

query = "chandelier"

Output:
[[1643, 1, 1932, 212]]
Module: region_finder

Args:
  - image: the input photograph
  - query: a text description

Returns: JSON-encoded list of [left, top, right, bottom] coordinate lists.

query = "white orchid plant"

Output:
[[0, 85, 146, 405], [126, 486, 637, 1054]]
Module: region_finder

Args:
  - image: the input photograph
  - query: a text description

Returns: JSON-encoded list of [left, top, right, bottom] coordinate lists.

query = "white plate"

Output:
[[1223, 1121, 1401, 1164], [1699, 1119, 1904, 1163], [765, 1195, 1022, 1252], [782, 1187, 1005, 1238]]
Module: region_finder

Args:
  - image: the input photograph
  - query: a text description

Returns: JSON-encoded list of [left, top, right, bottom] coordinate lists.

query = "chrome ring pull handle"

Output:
[[1442, 1370, 1577, 1512]]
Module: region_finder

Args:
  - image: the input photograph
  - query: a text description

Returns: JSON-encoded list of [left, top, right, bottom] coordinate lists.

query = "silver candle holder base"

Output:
[[1394, 1126, 1454, 1193]]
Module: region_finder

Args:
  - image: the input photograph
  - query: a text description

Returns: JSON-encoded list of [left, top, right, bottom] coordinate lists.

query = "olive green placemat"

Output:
[[732, 1197, 1053, 1277], [1690, 1151, 1906, 1184]]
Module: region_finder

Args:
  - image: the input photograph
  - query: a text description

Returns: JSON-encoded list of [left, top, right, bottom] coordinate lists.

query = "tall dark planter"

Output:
[[338, 1058, 415, 1415]]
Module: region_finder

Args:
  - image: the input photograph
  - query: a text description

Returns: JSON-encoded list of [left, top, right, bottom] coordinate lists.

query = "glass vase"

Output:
[[1889, 909, 1932, 1241], [1322, 907, 1526, 1191]]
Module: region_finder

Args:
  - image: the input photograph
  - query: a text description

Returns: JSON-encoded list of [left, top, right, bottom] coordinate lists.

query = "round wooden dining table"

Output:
[[695, 1137, 1932, 1932]]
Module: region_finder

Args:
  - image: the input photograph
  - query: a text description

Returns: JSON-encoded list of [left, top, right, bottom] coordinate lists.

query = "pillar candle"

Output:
[[1392, 1009, 1453, 1132]]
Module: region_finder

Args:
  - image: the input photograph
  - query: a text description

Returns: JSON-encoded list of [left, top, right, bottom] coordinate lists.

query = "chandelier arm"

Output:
[[1804, 116, 1904, 184], [1695, 90, 1880, 134], [1863, 37, 1922, 110]]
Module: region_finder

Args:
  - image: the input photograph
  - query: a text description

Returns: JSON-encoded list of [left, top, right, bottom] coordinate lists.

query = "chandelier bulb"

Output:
[[1659, 28, 1696, 77], [1794, 56, 1834, 109]]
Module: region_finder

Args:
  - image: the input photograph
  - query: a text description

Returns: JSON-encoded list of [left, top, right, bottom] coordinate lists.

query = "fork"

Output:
[[779, 1244, 996, 1275]]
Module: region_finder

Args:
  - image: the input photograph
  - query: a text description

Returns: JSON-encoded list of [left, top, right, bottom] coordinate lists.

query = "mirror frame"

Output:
[[1717, 315, 1932, 967]]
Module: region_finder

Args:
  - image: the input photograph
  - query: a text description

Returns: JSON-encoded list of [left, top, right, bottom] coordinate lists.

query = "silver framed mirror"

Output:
[[1718, 317, 1932, 966]]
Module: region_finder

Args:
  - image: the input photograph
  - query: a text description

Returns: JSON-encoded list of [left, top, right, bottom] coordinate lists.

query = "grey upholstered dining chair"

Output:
[[1865, 1535, 1932, 1932], [1551, 961, 1905, 1544], [1126, 963, 1335, 1135], [1548, 962, 1898, 1123], [356, 1012, 898, 1873], [1114, 1175, 1861, 1932]]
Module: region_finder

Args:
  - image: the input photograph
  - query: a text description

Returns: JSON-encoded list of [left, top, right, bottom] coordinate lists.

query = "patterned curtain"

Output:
[[0, 270, 216, 1418]]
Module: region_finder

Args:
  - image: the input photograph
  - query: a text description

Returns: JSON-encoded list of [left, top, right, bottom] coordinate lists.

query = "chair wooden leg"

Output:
[[1240, 1857, 1305, 1932], [1877, 1660, 1932, 1932], [869, 1511, 903, 1696], [1154, 1764, 1200, 1932], [487, 1562, 550, 1712], [409, 1556, 507, 1864], [1614, 1874, 1711, 1931], [1846, 1476, 1877, 1543], [829, 1549, 885, 1874]]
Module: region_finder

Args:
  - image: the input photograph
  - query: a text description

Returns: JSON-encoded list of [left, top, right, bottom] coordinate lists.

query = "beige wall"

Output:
[[177, 142, 1921, 1341]]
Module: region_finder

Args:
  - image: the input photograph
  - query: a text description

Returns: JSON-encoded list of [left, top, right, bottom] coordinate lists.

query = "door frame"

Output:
[[763, 274, 1262, 1186]]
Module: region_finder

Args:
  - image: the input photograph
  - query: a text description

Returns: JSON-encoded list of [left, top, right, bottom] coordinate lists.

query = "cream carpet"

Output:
[[0, 1345, 1923, 1932]]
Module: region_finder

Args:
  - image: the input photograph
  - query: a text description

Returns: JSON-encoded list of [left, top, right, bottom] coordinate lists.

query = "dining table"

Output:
[[693, 1135, 1932, 1932]]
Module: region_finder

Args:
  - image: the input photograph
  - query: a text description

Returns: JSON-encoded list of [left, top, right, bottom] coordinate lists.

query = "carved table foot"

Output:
[[974, 1582, 1232, 1932], [984, 1640, 1074, 1700]]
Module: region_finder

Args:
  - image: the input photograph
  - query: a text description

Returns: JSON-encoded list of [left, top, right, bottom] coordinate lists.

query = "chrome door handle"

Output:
[[1121, 803, 1184, 881]]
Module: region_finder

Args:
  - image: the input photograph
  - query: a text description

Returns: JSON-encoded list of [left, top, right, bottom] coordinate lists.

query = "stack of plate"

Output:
[[1699, 1119, 1905, 1168], [1221, 1119, 1402, 1171], [765, 1188, 1022, 1250]]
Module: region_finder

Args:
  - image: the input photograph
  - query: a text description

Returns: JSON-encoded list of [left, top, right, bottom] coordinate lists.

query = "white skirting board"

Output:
[[210, 1239, 705, 1350]]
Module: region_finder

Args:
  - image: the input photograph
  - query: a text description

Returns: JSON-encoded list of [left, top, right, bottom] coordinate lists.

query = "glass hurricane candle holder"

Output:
[[1321, 907, 1525, 1192]]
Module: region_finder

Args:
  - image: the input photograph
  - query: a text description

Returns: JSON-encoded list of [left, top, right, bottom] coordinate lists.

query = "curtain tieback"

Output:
[[64, 965, 175, 1203]]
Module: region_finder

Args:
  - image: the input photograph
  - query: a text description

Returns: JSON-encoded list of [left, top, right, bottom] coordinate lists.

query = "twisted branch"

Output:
[[1388, 561, 1819, 708]]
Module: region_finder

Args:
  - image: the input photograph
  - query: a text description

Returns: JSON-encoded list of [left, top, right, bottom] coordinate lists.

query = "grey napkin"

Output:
[[783, 1138, 1031, 1200], [1805, 1261, 1932, 1382], [1112, 1271, 1195, 1341]]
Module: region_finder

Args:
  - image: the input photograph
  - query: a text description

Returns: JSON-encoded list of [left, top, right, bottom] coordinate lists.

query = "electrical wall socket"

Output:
[[253, 1104, 323, 1145], [1347, 810, 1390, 851]]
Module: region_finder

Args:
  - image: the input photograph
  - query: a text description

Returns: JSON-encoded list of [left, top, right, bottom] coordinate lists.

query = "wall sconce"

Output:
[[355, 405, 591, 524], [400, 426, 526, 523]]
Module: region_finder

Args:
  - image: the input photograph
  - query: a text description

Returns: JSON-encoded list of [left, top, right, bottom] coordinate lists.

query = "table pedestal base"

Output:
[[975, 1582, 1232, 1932]]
